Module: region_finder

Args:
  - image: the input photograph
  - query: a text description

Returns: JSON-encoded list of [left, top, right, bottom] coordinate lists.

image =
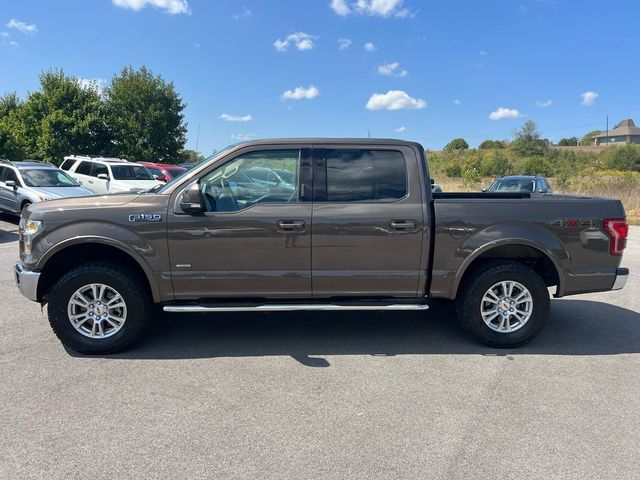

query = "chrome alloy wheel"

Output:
[[480, 281, 533, 333], [67, 284, 127, 339]]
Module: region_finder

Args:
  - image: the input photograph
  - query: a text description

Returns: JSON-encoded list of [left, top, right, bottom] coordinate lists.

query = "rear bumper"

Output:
[[14, 262, 40, 302], [612, 267, 629, 290]]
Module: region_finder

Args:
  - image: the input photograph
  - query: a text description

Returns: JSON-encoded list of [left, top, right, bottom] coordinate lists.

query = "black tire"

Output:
[[47, 262, 152, 354], [455, 261, 550, 348]]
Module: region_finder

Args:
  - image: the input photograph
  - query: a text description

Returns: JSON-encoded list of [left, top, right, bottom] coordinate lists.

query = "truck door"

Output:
[[167, 147, 313, 299], [311, 146, 427, 298]]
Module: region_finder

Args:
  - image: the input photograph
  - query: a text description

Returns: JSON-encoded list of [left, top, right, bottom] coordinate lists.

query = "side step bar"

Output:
[[163, 304, 429, 313]]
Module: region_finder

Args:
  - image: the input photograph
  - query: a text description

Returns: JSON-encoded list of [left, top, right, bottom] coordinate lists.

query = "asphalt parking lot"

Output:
[[1, 213, 639, 480]]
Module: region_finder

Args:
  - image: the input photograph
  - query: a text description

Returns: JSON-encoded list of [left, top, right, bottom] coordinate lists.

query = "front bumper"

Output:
[[14, 262, 40, 302], [612, 267, 629, 290]]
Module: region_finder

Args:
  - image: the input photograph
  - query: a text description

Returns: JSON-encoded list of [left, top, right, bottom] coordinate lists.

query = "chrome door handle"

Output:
[[277, 220, 305, 232], [390, 220, 417, 231]]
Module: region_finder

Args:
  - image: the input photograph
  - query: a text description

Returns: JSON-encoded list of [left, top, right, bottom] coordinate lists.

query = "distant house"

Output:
[[592, 119, 640, 146]]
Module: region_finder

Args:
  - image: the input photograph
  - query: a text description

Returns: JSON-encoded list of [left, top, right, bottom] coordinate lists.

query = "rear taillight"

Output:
[[603, 218, 628, 256]]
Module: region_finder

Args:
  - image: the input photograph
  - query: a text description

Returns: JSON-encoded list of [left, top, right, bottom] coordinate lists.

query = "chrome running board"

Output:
[[163, 303, 429, 313]]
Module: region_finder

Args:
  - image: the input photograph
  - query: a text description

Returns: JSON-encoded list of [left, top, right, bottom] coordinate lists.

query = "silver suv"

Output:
[[0, 160, 94, 216]]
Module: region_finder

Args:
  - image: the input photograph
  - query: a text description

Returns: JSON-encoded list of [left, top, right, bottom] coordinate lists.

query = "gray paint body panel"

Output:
[[18, 138, 627, 304]]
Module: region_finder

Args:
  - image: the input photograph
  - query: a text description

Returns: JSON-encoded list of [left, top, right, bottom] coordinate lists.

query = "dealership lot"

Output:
[[1, 213, 639, 480]]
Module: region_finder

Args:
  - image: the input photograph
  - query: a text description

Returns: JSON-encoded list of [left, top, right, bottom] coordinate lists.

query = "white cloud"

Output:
[[6, 19, 38, 34], [364, 42, 377, 52], [452, 99, 461, 105], [489, 107, 522, 120], [394, 126, 406, 133], [366, 90, 426, 110], [580, 91, 598, 106], [281, 85, 320, 101], [479, 50, 487, 56], [338, 37, 352, 50], [220, 113, 253, 122], [232, 6, 252, 20], [8, 40, 19, 47], [77, 78, 108, 95], [112, 0, 190, 15], [1, 32, 9, 37], [231, 133, 256, 141], [535, 99, 552, 107], [274, 32, 316, 52], [330, 0, 413, 18], [377, 62, 408, 77]]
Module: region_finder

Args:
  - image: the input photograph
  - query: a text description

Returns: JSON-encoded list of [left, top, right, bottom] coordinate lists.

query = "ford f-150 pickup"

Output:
[[14, 139, 629, 354]]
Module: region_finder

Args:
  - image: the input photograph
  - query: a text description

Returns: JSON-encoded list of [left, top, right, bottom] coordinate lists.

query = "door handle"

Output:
[[277, 220, 305, 232], [389, 220, 417, 231]]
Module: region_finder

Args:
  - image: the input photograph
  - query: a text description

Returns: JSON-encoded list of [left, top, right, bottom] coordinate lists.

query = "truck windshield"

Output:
[[111, 165, 154, 180], [21, 169, 80, 187]]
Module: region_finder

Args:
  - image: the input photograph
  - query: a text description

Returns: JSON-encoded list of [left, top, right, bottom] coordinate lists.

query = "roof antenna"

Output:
[[367, 130, 371, 138]]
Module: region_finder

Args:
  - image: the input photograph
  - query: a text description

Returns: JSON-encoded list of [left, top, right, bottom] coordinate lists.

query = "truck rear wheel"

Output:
[[47, 262, 151, 354], [455, 262, 550, 348]]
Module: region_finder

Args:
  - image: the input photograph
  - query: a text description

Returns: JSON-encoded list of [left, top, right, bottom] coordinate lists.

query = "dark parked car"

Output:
[[15, 139, 628, 354], [485, 175, 553, 193]]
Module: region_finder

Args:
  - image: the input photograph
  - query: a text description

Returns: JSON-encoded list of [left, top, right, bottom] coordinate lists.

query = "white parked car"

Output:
[[61, 156, 162, 194]]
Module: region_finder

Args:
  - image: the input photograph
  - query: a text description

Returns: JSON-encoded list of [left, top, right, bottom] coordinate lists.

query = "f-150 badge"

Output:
[[128, 214, 162, 222]]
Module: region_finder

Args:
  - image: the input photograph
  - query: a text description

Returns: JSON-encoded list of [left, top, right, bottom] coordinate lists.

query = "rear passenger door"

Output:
[[311, 146, 427, 298], [71, 161, 94, 191]]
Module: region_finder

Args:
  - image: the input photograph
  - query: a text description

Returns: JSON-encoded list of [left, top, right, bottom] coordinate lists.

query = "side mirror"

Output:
[[179, 182, 205, 214], [154, 174, 168, 183], [97, 173, 109, 181], [481, 188, 487, 192], [5, 180, 17, 189]]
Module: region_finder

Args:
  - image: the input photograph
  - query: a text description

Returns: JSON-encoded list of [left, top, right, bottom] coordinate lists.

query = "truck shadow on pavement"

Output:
[[83, 299, 640, 366], [0, 214, 19, 244]]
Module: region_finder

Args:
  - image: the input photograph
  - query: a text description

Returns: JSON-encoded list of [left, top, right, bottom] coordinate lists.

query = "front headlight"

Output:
[[19, 218, 42, 236]]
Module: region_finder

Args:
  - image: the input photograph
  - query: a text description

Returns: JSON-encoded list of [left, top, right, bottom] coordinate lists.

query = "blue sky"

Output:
[[1, 0, 639, 154]]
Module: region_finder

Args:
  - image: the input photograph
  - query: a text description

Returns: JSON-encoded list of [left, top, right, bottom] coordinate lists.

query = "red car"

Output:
[[139, 162, 187, 183]]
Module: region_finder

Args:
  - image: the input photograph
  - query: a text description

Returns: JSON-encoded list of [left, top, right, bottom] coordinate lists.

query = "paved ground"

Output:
[[1, 213, 639, 480]]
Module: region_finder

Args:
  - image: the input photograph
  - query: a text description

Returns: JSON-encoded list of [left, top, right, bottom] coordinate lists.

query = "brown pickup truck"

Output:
[[14, 139, 629, 354]]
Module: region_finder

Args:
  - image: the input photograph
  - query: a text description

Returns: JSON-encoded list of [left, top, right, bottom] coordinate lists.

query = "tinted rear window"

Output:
[[75, 161, 93, 176], [324, 149, 407, 202], [60, 159, 75, 171]]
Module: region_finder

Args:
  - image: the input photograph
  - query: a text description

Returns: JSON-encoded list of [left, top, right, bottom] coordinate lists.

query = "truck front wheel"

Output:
[[455, 262, 550, 348], [47, 262, 151, 354]]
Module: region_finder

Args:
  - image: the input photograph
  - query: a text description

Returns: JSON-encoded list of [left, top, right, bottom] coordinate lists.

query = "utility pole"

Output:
[[195, 123, 201, 153]]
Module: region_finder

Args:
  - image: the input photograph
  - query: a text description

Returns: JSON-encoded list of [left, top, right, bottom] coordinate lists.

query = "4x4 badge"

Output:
[[128, 214, 162, 222]]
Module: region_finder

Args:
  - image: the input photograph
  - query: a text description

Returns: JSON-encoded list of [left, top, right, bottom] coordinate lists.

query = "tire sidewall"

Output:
[[48, 266, 146, 353], [461, 265, 550, 347]]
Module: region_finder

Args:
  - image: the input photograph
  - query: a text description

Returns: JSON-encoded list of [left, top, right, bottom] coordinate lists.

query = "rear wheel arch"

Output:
[[452, 242, 563, 299], [37, 241, 158, 303]]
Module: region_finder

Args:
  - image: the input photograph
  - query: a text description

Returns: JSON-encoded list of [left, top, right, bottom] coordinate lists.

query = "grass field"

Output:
[[435, 174, 640, 225]]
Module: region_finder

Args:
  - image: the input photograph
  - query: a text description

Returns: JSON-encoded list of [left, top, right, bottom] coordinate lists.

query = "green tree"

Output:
[[178, 149, 205, 164], [510, 120, 548, 156], [444, 137, 469, 152], [558, 137, 578, 146], [605, 145, 640, 171], [0, 92, 27, 160], [479, 139, 506, 149], [105, 66, 187, 162], [17, 70, 109, 163]]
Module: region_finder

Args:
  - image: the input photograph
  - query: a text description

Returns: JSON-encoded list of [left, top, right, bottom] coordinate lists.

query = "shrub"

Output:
[[444, 138, 469, 151]]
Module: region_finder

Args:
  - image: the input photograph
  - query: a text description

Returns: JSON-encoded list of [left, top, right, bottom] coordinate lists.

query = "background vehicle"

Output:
[[140, 162, 187, 183], [485, 175, 553, 193], [15, 139, 628, 354], [0, 160, 93, 215], [61, 156, 162, 194]]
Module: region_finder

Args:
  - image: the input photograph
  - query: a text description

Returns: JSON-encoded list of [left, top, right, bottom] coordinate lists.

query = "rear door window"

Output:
[[323, 149, 407, 202], [60, 159, 75, 171], [75, 161, 93, 176]]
